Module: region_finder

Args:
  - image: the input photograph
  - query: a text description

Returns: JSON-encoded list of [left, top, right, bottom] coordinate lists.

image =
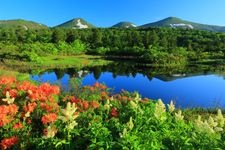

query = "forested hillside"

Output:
[[1, 27, 225, 65]]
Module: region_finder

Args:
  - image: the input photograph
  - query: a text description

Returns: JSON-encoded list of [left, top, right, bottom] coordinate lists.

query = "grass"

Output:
[[0, 68, 30, 81], [0, 54, 113, 72], [41, 55, 111, 68]]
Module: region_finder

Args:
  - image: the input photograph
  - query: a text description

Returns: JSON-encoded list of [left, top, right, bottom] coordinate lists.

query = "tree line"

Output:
[[1, 26, 225, 65]]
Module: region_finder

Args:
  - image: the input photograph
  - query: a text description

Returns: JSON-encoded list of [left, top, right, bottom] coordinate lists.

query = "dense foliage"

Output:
[[1, 76, 225, 149], [1, 27, 225, 65]]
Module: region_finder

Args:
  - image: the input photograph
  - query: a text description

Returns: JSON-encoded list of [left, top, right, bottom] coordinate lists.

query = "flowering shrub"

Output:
[[1, 76, 225, 149]]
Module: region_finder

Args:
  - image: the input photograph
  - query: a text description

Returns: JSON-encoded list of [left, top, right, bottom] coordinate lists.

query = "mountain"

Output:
[[140, 17, 225, 32], [0, 19, 47, 29], [112, 21, 137, 28], [55, 18, 95, 29]]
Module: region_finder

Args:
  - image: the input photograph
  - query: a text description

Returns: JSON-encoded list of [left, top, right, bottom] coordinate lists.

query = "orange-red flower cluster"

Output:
[[40, 102, 59, 113], [13, 122, 23, 130], [0, 76, 16, 87], [0, 136, 19, 150], [28, 83, 60, 102], [2, 89, 18, 98], [22, 102, 37, 119], [23, 102, 37, 113], [0, 104, 18, 127], [1, 76, 60, 105], [100, 91, 109, 100], [71, 96, 100, 111], [41, 113, 58, 125], [84, 82, 107, 93], [93, 82, 107, 90], [110, 107, 119, 117], [71, 96, 88, 110], [90, 101, 100, 109], [17, 81, 35, 91]]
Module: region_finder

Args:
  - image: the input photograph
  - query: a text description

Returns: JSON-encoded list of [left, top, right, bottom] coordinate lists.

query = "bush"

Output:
[[70, 39, 87, 54], [0, 76, 225, 149], [21, 51, 42, 63]]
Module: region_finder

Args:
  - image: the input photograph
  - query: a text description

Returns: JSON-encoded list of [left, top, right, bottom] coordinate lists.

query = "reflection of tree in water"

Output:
[[54, 69, 66, 80], [92, 67, 102, 80], [53, 68, 89, 79], [86, 62, 225, 81], [40, 62, 225, 82], [67, 68, 80, 77]]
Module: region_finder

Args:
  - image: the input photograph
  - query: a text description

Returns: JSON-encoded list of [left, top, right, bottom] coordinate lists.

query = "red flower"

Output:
[[0, 114, 10, 127], [140, 98, 150, 104], [13, 122, 23, 130], [27, 83, 60, 101], [41, 102, 59, 112], [90, 101, 100, 109], [23, 102, 37, 113], [17, 81, 35, 91], [41, 113, 58, 125], [93, 82, 100, 88], [71, 96, 81, 103], [7, 104, 18, 115], [27, 118, 32, 124], [89, 87, 94, 92], [110, 107, 119, 117], [117, 95, 122, 100], [83, 101, 89, 110], [0, 105, 8, 114], [0, 104, 18, 127], [100, 84, 107, 90], [100, 91, 109, 100], [2, 89, 18, 98], [122, 96, 128, 101], [0, 136, 19, 150], [0, 76, 16, 86]]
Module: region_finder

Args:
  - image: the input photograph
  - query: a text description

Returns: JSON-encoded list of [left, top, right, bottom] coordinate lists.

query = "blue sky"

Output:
[[0, 0, 224, 27]]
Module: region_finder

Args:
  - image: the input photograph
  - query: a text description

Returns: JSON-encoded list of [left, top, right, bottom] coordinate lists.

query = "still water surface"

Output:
[[30, 64, 225, 108]]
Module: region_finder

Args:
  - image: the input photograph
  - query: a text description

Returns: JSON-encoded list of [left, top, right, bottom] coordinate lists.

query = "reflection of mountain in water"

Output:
[[155, 72, 214, 82], [42, 62, 225, 82]]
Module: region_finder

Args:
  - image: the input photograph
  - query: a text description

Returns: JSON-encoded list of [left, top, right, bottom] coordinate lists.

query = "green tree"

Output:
[[92, 28, 103, 48], [52, 28, 66, 43]]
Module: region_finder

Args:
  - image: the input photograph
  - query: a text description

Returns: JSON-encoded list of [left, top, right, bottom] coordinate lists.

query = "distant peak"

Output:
[[112, 21, 137, 28], [166, 16, 180, 19], [55, 17, 95, 29], [164, 17, 183, 21], [71, 18, 83, 21]]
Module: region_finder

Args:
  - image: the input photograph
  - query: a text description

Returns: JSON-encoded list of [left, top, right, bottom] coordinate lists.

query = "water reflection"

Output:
[[30, 62, 225, 108]]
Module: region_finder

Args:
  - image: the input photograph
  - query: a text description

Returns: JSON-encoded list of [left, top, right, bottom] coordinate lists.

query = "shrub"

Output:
[[0, 76, 225, 149]]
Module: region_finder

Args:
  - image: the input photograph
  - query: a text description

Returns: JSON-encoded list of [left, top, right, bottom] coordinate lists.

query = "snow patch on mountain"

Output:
[[125, 24, 136, 28], [23, 25, 28, 30], [170, 23, 194, 29], [75, 19, 88, 29], [131, 24, 136, 27]]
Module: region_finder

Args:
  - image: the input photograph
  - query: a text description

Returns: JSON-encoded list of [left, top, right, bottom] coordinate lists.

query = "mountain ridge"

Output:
[[140, 17, 225, 32], [0, 19, 47, 29], [0, 17, 225, 32]]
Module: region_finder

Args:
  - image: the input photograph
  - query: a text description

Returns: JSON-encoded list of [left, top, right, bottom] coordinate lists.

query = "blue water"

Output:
[[30, 71, 225, 108]]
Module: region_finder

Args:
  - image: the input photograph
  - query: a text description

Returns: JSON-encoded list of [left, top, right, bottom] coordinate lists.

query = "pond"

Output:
[[30, 62, 225, 108]]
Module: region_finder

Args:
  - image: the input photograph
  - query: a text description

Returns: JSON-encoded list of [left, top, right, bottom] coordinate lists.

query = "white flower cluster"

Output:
[[59, 102, 79, 130], [2, 91, 15, 104], [175, 110, 184, 121], [154, 99, 167, 121], [167, 101, 175, 113], [194, 109, 225, 134], [43, 125, 58, 139], [120, 117, 134, 138]]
